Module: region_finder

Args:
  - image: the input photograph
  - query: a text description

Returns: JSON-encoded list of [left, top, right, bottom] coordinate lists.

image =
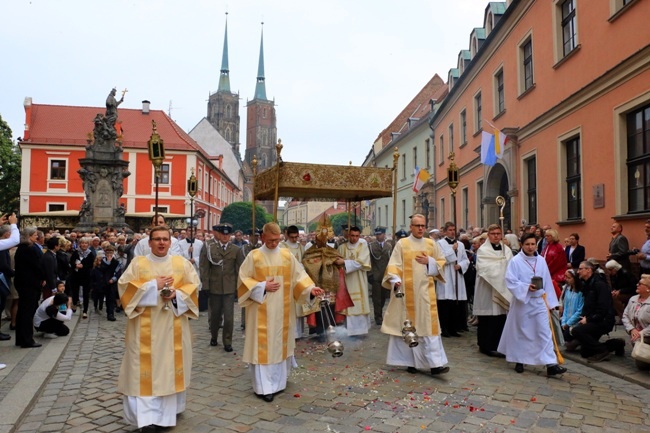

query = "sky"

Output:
[[1, 0, 489, 166]]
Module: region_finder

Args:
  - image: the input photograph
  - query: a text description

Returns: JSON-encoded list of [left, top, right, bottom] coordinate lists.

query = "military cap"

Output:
[[395, 229, 408, 239], [213, 223, 234, 234], [341, 224, 349, 231], [374, 227, 386, 235]]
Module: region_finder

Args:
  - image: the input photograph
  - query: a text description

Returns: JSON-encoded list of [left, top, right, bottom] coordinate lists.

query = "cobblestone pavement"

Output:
[[10, 307, 650, 433]]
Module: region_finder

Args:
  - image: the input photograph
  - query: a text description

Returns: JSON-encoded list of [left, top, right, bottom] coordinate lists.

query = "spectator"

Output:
[[573, 260, 623, 361], [40, 236, 60, 301], [565, 233, 585, 270], [14, 227, 44, 348], [636, 220, 650, 276], [69, 237, 96, 319], [560, 269, 584, 351], [33, 292, 73, 337], [541, 229, 567, 296], [622, 274, 650, 370], [0, 214, 19, 345], [607, 222, 631, 272], [605, 259, 637, 322], [56, 237, 72, 283]]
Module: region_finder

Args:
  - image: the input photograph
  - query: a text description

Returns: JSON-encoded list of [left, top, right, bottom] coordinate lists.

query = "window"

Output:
[[439, 198, 445, 227], [439, 135, 445, 165], [50, 160, 66, 180], [495, 69, 505, 115], [449, 124, 454, 152], [198, 168, 203, 191], [627, 104, 650, 213], [385, 205, 389, 227], [460, 110, 467, 145], [561, 0, 577, 56], [48, 204, 65, 212], [413, 147, 418, 171], [526, 157, 537, 224], [522, 39, 534, 91], [565, 137, 582, 220], [160, 163, 170, 184], [474, 92, 482, 132], [401, 153, 406, 179], [402, 200, 406, 226], [425, 138, 431, 168], [153, 206, 169, 214], [378, 207, 382, 226]]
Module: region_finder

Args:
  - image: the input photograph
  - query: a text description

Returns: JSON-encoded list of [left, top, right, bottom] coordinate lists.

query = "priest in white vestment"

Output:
[[117, 226, 200, 429], [474, 224, 513, 357], [280, 225, 306, 339], [381, 214, 451, 375], [337, 226, 372, 336], [497, 233, 567, 376], [435, 222, 470, 337], [238, 222, 324, 402], [134, 215, 183, 257]]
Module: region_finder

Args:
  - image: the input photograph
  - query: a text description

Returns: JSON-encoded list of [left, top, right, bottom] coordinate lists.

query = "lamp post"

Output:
[[186, 168, 198, 258], [147, 120, 165, 222], [447, 151, 459, 228]]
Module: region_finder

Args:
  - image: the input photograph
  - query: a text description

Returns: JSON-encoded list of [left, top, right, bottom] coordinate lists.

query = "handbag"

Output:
[[631, 338, 650, 364], [0, 274, 10, 298]]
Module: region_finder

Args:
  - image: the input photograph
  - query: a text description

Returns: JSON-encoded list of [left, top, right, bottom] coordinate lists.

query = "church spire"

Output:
[[218, 13, 231, 93], [254, 22, 267, 101]]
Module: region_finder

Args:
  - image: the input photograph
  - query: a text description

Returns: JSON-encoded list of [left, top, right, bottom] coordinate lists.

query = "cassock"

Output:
[[436, 237, 470, 335], [117, 254, 200, 428], [134, 235, 183, 257], [280, 240, 306, 339], [497, 252, 559, 365], [338, 240, 372, 336], [238, 245, 315, 395], [381, 236, 448, 369], [474, 241, 513, 352], [178, 238, 204, 272]]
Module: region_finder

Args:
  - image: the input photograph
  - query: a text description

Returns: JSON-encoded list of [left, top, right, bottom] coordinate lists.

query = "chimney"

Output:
[[23, 97, 33, 140], [142, 100, 150, 114]]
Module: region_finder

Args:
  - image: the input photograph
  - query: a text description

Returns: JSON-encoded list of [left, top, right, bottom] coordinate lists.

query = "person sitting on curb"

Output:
[[33, 292, 73, 338]]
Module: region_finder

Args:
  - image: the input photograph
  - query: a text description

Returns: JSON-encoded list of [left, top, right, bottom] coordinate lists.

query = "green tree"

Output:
[[220, 202, 272, 232], [0, 114, 21, 212], [330, 212, 362, 236]]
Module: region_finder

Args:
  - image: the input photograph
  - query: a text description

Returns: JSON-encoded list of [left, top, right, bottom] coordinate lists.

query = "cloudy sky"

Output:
[[1, 0, 488, 165]]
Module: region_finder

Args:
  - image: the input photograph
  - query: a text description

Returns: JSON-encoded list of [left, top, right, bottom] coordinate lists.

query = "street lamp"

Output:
[[147, 120, 165, 222], [186, 168, 198, 257], [447, 151, 459, 228]]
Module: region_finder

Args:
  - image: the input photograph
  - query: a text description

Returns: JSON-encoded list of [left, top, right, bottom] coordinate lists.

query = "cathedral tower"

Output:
[[207, 13, 240, 153], [245, 23, 277, 172]]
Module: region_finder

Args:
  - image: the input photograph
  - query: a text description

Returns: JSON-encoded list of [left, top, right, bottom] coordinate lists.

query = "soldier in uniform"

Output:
[[238, 229, 261, 330], [369, 227, 392, 325], [199, 223, 243, 352]]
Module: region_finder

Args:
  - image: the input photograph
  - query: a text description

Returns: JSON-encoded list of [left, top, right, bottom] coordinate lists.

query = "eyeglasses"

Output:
[[150, 237, 170, 242], [577, 267, 589, 271], [411, 224, 426, 229]]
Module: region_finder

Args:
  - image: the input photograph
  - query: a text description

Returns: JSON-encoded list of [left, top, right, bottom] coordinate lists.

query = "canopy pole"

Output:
[[391, 147, 399, 239], [251, 155, 258, 236], [273, 139, 283, 222]]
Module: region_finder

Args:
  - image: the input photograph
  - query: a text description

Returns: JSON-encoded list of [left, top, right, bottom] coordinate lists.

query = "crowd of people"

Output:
[[1, 213, 650, 432]]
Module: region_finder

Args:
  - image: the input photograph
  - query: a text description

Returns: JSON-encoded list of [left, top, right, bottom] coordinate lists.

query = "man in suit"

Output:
[[40, 236, 60, 301], [607, 222, 631, 272], [565, 232, 585, 270], [369, 227, 392, 325], [199, 223, 243, 351]]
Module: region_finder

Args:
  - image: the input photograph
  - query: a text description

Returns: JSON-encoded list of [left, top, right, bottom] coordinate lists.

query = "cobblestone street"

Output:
[[5, 307, 650, 433]]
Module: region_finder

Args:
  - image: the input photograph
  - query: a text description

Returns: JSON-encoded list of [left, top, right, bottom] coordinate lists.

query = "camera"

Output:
[[624, 248, 640, 257]]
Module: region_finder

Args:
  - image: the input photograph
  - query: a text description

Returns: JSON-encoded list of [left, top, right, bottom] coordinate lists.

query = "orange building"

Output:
[[416, 0, 650, 259], [19, 98, 242, 231]]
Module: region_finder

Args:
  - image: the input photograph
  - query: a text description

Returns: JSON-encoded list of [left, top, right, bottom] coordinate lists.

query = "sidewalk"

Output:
[[561, 325, 650, 388], [0, 313, 80, 433]]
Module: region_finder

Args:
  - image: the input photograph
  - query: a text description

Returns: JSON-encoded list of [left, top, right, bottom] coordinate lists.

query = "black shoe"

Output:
[[449, 331, 461, 337], [441, 331, 451, 338], [430, 366, 450, 375], [375, 319, 383, 326], [256, 393, 274, 402], [547, 365, 567, 376], [606, 338, 626, 357], [224, 345, 233, 352], [0, 333, 10, 341], [21, 342, 42, 348], [514, 363, 524, 373], [406, 367, 418, 374], [210, 339, 218, 346], [480, 349, 505, 358], [107, 315, 116, 322], [9, 324, 16, 330]]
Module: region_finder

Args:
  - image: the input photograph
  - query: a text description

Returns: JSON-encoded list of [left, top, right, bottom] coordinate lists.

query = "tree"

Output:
[[330, 212, 362, 236], [0, 114, 21, 212], [220, 202, 272, 232]]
